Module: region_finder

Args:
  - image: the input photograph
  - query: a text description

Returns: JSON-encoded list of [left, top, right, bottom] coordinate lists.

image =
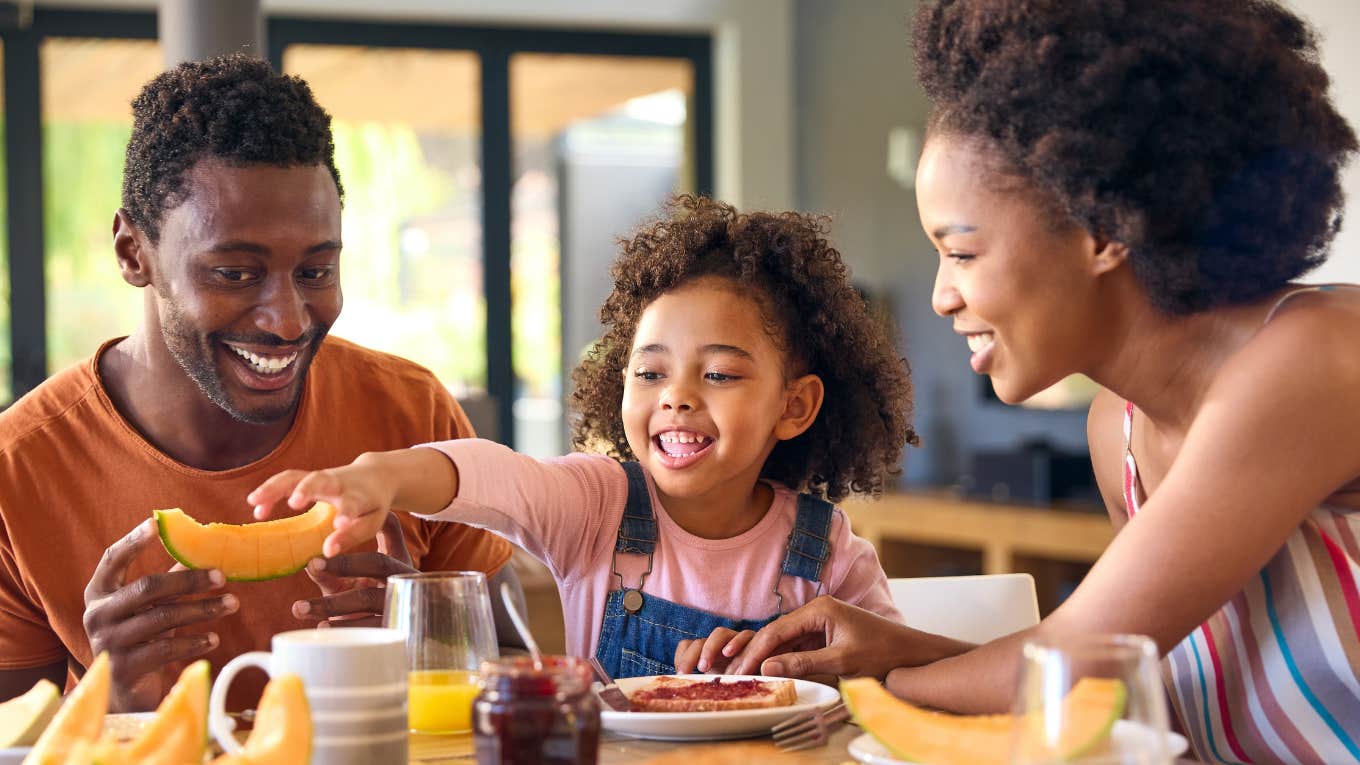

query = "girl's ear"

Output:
[[114, 208, 154, 288], [774, 373, 825, 441]]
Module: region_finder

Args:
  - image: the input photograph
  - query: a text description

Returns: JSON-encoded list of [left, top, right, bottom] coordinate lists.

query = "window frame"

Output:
[[0, 8, 713, 447]]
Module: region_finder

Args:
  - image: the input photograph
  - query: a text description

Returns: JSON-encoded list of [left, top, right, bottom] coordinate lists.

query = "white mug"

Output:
[[210, 628, 408, 765]]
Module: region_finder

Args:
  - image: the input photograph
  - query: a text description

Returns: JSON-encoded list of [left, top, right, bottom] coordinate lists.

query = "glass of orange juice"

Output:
[[384, 572, 499, 734]]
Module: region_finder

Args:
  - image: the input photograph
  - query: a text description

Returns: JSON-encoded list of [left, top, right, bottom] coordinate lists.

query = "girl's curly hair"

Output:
[[912, 0, 1358, 315], [570, 195, 917, 502]]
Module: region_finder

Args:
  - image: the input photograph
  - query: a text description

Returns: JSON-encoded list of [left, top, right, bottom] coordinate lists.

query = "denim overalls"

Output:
[[594, 461, 834, 678]]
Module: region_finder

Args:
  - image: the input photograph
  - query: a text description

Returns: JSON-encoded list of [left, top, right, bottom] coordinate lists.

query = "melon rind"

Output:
[[0, 678, 61, 747]]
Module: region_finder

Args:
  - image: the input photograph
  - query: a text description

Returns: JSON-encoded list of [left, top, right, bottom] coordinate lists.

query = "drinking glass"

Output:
[[384, 571, 499, 734], [1009, 633, 1172, 765]]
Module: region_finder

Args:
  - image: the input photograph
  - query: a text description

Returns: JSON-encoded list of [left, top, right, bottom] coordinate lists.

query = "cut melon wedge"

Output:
[[841, 676, 1126, 765], [122, 660, 209, 764], [241, 673, 312, 765], [154, 503, 337, 582], [24, 653, 110, 765], [0, 678, 61, 747]]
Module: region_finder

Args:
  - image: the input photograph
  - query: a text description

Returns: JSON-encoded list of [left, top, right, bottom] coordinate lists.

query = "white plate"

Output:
[[598, 674, 839, 742], [0, 712, 159, 764], [847, 722, 1190, 764]]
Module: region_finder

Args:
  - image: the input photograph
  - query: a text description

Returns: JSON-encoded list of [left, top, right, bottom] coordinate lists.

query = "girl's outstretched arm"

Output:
[[248, 448, 460, 557]]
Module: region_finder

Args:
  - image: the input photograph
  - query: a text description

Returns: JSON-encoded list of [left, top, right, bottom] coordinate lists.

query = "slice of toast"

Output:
[[627, 676, 798, 712]]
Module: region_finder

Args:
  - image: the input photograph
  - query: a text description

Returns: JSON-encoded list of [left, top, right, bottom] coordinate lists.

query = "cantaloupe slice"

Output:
[[0, 678, 61, 747], [121, 660, 209, 764], [841, 676, 1125, 765], [154, 502, 337, 581], [207, 673, 311, 765], [23, 653, 110, 765]]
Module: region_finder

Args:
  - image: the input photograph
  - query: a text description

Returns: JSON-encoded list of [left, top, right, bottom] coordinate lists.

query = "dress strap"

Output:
[[1122, 401, 1142, 518], [1262, 283, 1359, 325]]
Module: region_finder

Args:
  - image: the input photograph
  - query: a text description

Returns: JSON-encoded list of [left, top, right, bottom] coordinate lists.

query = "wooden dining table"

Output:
[[408, 726, 1206, 764], [408, 725, 863, 764]]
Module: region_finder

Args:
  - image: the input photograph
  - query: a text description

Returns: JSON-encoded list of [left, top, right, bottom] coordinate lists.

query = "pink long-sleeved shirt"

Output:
[[418, 439, 901, 659]]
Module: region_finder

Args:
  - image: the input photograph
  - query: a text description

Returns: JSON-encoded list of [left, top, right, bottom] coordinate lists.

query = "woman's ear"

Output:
[[774, 373, 825, 441], [114, 208, 154, 288], [1090, 233, 1129, 277]]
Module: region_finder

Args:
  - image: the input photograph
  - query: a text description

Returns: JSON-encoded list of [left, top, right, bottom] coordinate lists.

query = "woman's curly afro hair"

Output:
[[912, 0, 1358, 314], [122, 53, 342, 243], [570, 195, 917, 502]]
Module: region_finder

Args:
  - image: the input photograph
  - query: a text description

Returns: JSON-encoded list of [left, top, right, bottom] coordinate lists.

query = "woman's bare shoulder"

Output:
[[1086, 387, 1129, 527]]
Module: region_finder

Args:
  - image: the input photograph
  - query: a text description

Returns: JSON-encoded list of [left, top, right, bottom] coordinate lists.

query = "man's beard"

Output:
[[161, 305, 329, 425]]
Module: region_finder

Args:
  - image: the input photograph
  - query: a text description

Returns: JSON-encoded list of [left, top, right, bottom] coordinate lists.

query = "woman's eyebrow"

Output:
[[932, 223, 978, 239]]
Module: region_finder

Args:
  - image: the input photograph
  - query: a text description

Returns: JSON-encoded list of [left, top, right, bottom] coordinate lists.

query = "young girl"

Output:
[[249, 195, 916, 678], [729, 1, 1360, 760]]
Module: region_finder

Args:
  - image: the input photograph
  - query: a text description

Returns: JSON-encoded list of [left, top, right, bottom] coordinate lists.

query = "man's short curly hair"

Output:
[[122, 53, 342, 242], [912, 0, 1358, 314], [570, 195, 917, 502]]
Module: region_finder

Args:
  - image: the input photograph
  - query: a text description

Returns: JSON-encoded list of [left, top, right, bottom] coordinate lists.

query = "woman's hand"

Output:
[[674, 627, 757, 674], [726, 595, 971, 679]]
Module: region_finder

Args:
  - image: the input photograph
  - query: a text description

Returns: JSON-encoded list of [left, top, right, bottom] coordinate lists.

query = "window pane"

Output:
[[510, 54, 693, 456], [0, 39, 9, 404], [284, 46, 486, 407], [42, 38, 160, 373]]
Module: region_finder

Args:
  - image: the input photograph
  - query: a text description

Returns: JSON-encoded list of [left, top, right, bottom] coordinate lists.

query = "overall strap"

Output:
[[780, 493, 835, 583], [614, 461, 657, 554]]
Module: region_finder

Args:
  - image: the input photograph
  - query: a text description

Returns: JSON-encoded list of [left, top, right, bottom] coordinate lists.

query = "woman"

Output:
[[723, 1, 1360, 761]]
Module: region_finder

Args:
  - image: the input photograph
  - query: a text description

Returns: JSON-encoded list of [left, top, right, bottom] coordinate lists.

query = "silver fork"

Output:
[[770, 700, 851, 751]]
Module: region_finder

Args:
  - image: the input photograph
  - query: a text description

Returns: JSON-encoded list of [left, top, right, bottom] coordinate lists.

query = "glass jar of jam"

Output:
[[473, 656, 601, 765]]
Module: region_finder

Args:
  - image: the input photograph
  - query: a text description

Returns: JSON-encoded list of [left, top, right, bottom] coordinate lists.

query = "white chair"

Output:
[[888, 573, 1040, 644]]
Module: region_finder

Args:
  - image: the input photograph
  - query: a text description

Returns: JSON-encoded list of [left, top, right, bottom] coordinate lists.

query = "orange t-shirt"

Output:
[[0, 336, 512, 704]]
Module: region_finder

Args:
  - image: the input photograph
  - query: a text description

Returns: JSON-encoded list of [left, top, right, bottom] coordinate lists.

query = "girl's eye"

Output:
[[946, 252, 975, 263], [704, 372, 738, 382], [633, 369, 662, 382]]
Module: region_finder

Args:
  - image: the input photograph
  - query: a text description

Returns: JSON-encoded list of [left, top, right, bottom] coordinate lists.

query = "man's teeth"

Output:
[[658, 432, 712, 444], [966, 333, 995, 353], [229, 346, 298, 375]]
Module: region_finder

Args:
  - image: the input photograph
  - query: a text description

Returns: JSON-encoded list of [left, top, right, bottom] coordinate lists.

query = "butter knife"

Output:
[[588, 656, 635, 712]]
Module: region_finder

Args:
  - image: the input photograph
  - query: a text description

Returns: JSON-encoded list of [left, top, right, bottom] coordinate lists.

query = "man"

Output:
[[0, 54, 518, 712]]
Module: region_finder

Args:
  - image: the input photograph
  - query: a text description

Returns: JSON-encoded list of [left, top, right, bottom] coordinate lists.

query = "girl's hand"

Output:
[[248, 452, 400, 557], [674, 627, 756, 674]]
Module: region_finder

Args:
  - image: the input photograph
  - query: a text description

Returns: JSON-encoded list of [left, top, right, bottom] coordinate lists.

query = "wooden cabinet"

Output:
[[842, 492, 1115, 616]]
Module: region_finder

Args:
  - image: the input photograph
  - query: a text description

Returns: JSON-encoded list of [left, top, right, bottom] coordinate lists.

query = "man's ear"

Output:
[[113, 208, 154, 288], [1089, 233, 1129, 277], [774, 373, 825, 441]]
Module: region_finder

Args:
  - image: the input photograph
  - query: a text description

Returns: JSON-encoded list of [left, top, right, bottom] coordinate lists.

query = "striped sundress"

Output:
[[1121, 287, 1360, 763]]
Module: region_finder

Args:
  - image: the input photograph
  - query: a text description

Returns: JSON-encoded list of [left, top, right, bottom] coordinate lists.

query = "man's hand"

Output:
[[83, 520, 239, 712], [726, 595, 968, 679], [292, 514, 416, 627]]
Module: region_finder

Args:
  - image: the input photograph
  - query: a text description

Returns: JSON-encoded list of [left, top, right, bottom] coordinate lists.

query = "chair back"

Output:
[[888, 573, 1040, 644]]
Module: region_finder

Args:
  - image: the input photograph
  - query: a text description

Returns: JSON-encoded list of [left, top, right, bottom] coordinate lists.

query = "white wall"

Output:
[[32, 0, 798, 211], [1291, 0, 1360, 282]]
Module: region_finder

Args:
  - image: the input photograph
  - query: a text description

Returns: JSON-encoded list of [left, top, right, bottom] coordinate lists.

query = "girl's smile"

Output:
[[652, 427, 716, 469]]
